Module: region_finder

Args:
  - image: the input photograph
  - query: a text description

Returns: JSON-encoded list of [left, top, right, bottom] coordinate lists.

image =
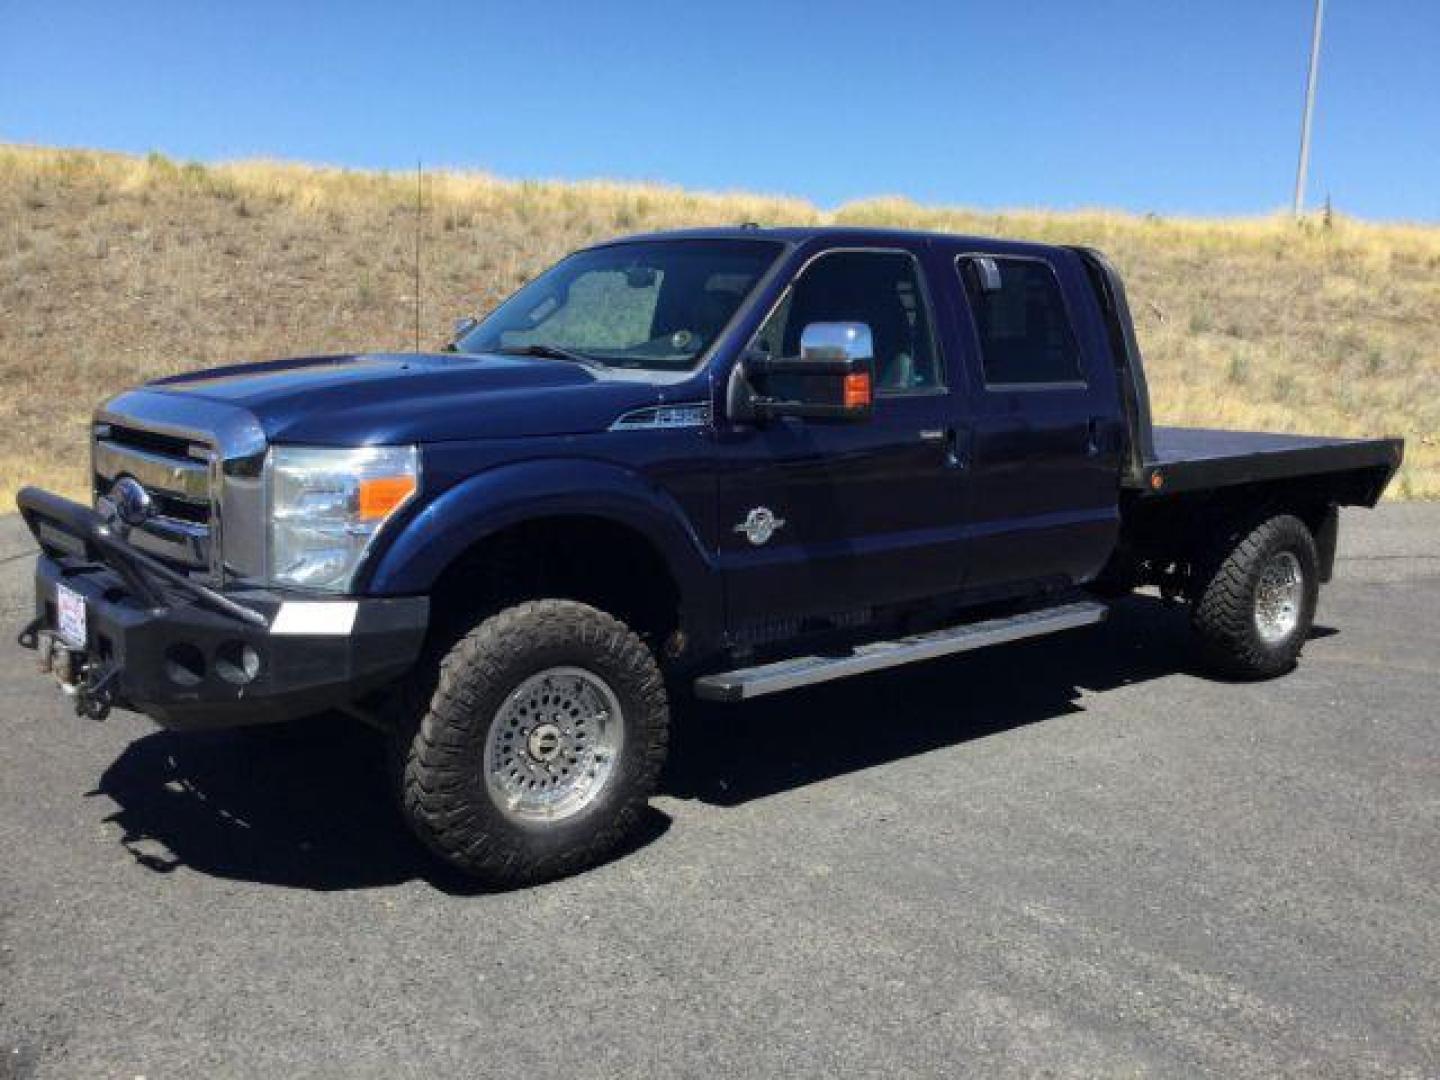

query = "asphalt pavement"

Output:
[[1, 506, 1436, 1078]]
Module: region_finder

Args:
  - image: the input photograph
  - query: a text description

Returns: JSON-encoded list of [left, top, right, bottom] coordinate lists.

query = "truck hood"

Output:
[[144, 352, 687, 444]]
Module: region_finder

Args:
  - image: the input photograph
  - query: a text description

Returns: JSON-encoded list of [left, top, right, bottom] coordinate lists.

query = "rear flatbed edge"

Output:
[[1126, 426, 1404, 502]]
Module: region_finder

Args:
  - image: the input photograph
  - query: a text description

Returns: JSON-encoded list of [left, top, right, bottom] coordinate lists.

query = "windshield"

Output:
[[455, 239, 783, 371]]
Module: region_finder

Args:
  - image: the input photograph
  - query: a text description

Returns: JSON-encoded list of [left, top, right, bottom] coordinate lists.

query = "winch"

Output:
[[19, 618, 117, 721]]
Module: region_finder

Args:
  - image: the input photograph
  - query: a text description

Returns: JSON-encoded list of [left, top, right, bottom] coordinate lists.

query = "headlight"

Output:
[[269, 445, 419, 592]]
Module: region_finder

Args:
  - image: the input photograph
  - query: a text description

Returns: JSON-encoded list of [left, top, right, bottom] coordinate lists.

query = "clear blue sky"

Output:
[[3, 0, 1437, 221]]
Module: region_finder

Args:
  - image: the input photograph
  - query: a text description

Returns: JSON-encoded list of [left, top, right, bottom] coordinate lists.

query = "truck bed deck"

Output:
[[1128, 426, 1404, 502]]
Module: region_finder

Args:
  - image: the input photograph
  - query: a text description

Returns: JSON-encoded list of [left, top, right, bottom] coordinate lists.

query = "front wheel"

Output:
[[1191, 513, 1319, 679], [393, 600, 669, 887]]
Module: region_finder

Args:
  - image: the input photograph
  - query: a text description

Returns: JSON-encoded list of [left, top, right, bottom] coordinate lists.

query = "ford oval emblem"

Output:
[[110, 476, 154, 527]]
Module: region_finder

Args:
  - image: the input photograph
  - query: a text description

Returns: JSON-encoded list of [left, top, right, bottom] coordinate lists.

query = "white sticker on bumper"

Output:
[[270, 601, 359, 636]]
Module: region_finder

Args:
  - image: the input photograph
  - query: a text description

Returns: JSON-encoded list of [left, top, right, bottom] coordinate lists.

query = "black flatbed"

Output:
[[1127, 426, 1404, 503]]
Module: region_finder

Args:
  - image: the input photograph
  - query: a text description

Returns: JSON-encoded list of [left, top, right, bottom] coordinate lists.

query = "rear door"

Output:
[[715, 243, 970, 634], [945, 248, 1124, 596]]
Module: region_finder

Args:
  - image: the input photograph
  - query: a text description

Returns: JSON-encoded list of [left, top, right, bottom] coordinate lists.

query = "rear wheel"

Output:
[[1191, 513, 1319, 679], [392, 600, 669, 887]]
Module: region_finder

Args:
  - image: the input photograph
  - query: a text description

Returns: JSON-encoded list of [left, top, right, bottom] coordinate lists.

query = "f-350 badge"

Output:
[[734, 507, 785, 546]]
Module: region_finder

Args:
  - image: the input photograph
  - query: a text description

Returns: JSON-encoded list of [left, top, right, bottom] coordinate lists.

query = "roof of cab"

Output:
[[592, 225, 1070, 257]]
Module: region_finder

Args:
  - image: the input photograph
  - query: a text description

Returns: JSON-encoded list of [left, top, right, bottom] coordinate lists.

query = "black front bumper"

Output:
[[19, 488, 428, 731]]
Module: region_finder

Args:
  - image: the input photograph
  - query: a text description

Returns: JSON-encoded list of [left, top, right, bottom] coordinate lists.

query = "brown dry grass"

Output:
[[2, 144, 1435, 504]]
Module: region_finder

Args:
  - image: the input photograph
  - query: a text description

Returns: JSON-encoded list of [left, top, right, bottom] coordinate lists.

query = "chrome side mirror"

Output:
[[737, 321, 875, 422], [799, 321, 874, 364], [453, 316, 478, 338]]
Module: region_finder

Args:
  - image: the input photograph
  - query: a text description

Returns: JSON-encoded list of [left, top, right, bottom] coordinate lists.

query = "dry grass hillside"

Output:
[[2, 143, 1436, 503]]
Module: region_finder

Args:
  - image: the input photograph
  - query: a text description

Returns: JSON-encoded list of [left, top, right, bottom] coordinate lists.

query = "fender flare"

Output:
[[362, 458, 717, 625]]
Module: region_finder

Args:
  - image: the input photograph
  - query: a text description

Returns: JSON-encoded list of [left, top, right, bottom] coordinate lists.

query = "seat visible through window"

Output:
[[759, 250, 941, 393], [959, 256, 1083, 386]]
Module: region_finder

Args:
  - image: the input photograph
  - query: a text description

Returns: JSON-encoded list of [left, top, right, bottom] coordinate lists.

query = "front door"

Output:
[[715, 245, 968, 636]]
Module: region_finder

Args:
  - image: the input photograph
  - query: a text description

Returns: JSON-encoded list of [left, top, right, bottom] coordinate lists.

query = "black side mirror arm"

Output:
[[726, 351, 874, 424]]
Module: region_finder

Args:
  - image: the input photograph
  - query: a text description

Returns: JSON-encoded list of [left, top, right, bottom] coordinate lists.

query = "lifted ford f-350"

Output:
[[17, 228, 1403, 886]]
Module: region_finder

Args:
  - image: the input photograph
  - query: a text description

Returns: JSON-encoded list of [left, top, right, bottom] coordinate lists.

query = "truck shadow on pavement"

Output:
[[87, 594, 1331, 893], [89, 723, 674, 895], [662, 594, 1333, 806]]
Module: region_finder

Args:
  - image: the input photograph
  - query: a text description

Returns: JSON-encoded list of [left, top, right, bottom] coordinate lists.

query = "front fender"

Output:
[[362, 457, 716, 617]]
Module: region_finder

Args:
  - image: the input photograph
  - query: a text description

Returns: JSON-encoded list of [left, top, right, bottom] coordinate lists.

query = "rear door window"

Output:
[[958, 256, 1084, 387]]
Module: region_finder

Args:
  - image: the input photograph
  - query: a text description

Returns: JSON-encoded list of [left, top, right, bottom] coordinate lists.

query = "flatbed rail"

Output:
[[1129, 427, 1403, 503]]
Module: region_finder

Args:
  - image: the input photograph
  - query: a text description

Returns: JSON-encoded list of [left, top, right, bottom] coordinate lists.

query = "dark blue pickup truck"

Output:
[[17, 227, 1403, 885]]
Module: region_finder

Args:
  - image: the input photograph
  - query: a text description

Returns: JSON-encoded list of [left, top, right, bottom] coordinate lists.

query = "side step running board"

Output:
[[694, 599, 1107, 702]]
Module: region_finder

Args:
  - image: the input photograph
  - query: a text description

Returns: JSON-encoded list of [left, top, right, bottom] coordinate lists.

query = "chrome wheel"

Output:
[[483, 665, 624, 823], [1254, 550, 1303, 645]]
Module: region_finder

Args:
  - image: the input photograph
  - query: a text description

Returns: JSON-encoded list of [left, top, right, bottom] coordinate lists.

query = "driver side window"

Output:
[[751, 250, 942, 394]]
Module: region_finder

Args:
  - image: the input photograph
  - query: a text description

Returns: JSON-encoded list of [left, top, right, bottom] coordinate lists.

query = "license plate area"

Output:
[[56, 582, 87, 648]]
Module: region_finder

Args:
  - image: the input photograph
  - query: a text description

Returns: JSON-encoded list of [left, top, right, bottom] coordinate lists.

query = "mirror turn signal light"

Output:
[[843, 371, 872, 410], [358, 475, 418, 520]]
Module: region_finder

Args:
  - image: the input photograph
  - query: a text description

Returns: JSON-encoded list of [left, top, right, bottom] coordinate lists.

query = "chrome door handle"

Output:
[[1086, 417, 1102, 457], [922, 427, 968, 469]]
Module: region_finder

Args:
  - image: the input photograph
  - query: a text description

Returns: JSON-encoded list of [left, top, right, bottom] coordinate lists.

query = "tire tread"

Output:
[[394, 600, 668, 886], [1192, 513, 1318, 679]]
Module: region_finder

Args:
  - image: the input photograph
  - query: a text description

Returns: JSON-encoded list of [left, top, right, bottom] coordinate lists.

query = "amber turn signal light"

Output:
[[843, 371, 872, 410], [358, 475, 417, 520]]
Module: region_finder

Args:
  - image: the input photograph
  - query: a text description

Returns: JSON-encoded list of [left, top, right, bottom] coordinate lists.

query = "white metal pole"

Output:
[[1293, 0, 1326, 215]]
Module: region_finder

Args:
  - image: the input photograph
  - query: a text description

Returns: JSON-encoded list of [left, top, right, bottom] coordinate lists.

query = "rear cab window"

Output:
[[957, 255, 1085, 389]]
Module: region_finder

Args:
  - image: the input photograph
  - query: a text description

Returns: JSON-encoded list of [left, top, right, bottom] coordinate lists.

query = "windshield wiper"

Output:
[[497, 343, 605, 369]]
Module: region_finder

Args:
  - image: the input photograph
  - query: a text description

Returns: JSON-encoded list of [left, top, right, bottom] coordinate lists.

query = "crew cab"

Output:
[[16, 227, 1403, 886]]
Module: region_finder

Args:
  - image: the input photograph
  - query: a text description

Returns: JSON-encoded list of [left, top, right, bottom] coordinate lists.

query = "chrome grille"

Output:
[[90, 390, 270, 587], [94, 436, 210, 501], [93, 424, 218, 576]]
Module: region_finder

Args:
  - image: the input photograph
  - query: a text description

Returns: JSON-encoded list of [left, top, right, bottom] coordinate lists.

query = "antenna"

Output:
[[1292, 0, 1325, 216], [414, 159, 423, 352]]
